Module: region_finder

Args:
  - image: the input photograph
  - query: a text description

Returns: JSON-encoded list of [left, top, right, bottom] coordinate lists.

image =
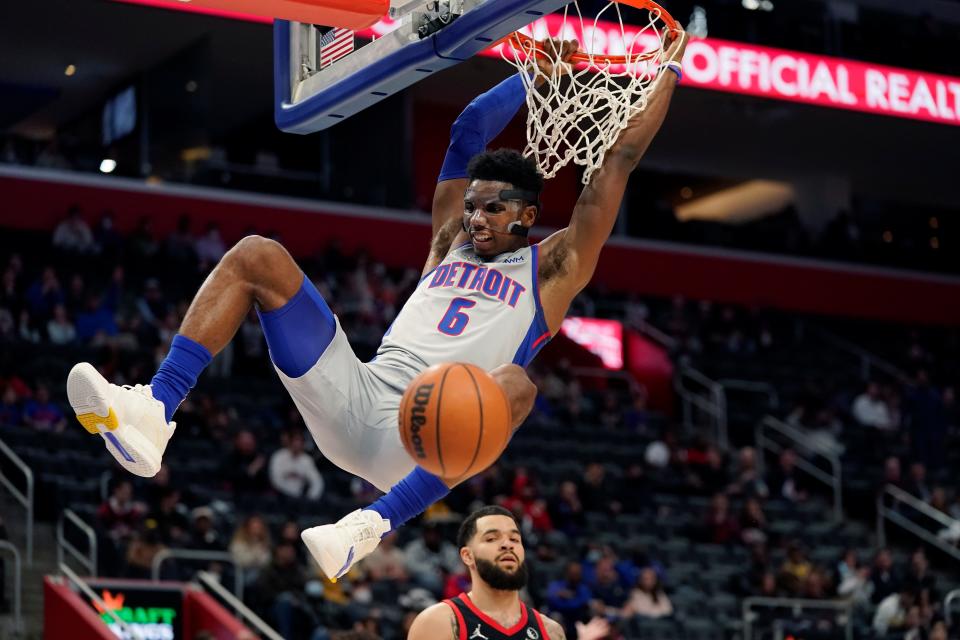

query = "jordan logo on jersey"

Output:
[[428, 262, 527, 308], [470, 624, 489, 640]]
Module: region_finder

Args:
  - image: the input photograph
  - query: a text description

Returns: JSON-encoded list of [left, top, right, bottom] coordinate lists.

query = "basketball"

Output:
[[398, 363, 512, 481]]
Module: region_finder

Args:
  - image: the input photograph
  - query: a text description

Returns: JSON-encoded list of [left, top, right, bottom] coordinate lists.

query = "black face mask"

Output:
[[474, 556, 529, 591]]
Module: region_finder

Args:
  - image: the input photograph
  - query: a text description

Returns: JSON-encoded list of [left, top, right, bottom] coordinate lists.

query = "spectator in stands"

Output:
[[580, 463, 618, 515], [873, 586, 915, 636], [46, 303, 76, 345], [124, 528, 166, 580], [269, 428, 324, 501], [547, 561, 593, 629], [52, 205, 96, 253], [686, 442, 728, 495], [768, 448, 808, 503], [597, 391, 623, 429], [870, 547, 901, 605], [94, 211, 123, 259], [904, 369, 947, 472], [0, 385, 23, 426], [739, 497, 768, 546], [129, 216, 159, 264], [136, 278, 171, 329], [403, 522, 460, 596], [835, 549, 872, 607], [22, 383, 66, 432], [195, 222, 226, 264], [18, 309, 40, 343], [189, 506, 225, 552], [903, 548, 937, 607], [904, 462, 932, 503], [852, 381, 896, 430], [622, 385, 652, 433], [361, 531, 408, 584], [701, 492, 739, 545], [622, 567, 672, 619], [165, 214, 198, 266], [727, 446, 769, 499], [229, 515, 273, 585], [551, 480, 586, 538], [221, 429, 270, 496], [0, 267, 22, 318], [146, 487, 190, 547], [75, 269, 122, 343], [778, 542, 812, 595], [589, 556, 629, 615], [25, 266, 63, 321], [928, 618, 949, 640], [98, 478, 146, 544], [251, 541, 313, 638]]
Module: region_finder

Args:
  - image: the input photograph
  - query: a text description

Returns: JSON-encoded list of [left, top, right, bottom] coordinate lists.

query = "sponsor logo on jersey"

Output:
[[470, 624, 489, 640], [409, 383, 433, 458], [502, 255, 525, 264]]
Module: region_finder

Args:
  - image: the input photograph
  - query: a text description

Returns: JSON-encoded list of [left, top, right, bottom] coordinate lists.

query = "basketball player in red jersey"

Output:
[[409, 506, 611, 640]]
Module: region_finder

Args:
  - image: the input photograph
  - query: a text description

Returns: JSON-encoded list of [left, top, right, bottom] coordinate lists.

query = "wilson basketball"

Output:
[[399, 363, 512, 481]]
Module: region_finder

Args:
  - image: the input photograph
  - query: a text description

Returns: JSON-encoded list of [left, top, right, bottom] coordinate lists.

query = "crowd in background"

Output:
[[0, 208, 958, 639]]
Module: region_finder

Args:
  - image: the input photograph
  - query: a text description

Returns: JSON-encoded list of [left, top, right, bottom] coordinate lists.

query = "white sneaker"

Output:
[[66, 362, 175, 478], [301, 509, 391, 581]]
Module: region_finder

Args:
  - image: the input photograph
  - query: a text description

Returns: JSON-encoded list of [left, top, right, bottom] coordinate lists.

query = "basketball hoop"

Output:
[[499, 0, 682, 184]]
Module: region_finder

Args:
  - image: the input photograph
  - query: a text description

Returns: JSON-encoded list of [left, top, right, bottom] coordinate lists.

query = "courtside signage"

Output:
[[559, 317, 623, 370]]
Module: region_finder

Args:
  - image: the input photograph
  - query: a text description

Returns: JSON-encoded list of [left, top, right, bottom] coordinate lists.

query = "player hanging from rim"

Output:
[[408, 505, 611, 640], [66, 31, 688, 580]]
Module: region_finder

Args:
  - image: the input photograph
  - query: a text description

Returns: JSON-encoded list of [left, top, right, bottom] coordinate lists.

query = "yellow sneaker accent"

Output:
[[76, 408, 119, 434]]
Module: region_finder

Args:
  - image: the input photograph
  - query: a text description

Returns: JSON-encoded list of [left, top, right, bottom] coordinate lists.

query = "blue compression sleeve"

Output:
[[368, 466, 450, 533], [438, 73, 528, 182]]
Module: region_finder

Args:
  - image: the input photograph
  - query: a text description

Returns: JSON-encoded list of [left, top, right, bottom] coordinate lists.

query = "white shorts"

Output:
[[274, 318, 422, 492]]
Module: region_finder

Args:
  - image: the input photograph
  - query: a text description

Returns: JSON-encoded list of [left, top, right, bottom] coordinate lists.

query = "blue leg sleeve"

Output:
[[257, 275, 336, 378]]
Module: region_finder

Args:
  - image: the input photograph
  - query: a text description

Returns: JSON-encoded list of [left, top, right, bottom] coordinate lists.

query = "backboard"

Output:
[[274, 0, 574, 134]]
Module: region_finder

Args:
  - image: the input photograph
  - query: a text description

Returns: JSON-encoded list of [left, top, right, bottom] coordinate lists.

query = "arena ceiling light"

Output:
[[99, 159, 117, 174], [742, 0, 774, 10]]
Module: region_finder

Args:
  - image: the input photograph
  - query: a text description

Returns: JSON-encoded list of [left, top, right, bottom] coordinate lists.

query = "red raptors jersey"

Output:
[[443, 593, 552, 640]]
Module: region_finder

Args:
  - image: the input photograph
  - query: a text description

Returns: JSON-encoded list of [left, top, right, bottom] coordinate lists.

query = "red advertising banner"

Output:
[[681, 37, 960, 126], [367, 15, 960, 127], [114, 1, 960, 125]]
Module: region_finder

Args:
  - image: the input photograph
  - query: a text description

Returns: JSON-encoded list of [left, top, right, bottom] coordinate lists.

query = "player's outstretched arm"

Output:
[[408, 603, 459, 639], [423, 40, 579, 276], [542, 31, 688, 293]]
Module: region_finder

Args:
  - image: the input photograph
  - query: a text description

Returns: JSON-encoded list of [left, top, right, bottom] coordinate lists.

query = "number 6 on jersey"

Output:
[[438, 297, 476, 336]]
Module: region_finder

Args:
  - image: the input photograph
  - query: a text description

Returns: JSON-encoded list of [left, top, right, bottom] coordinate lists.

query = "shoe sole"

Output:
[[301, 526, 355, 581], [67, 363, 162, 478]]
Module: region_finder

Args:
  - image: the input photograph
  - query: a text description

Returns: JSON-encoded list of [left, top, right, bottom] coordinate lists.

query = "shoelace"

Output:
[[120, 384, 166, 413]]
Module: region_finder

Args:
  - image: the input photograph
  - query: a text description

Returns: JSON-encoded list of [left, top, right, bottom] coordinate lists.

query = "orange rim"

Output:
[[504, 0, 680, 66]]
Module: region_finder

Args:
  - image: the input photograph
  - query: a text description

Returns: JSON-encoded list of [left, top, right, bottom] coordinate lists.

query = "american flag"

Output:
[[319, 27, 355, 69]]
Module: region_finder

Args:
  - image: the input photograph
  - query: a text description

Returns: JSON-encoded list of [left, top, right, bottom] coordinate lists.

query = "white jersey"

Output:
[[375, 243, 551, 373]]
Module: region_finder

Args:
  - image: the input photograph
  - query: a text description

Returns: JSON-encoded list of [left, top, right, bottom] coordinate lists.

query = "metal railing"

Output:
[[58, 563, 141, 640], [57, 509, 97, 577], [755, 416, 843, 520], [718, 379, 780, 412], [0, 541, 22, 635], [676, 365, 728, 449], [876, 485, 960, 562], [814, 328, 910, 384], [743, 597, 853, 640], [195, 571, 283, 640], [0, 437, 33, 565], [152, 549, 243, 600], [946, 590, 960, 626]]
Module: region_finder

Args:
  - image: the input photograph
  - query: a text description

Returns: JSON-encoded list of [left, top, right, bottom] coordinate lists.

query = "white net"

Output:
[[500, 1, 675, 185]]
